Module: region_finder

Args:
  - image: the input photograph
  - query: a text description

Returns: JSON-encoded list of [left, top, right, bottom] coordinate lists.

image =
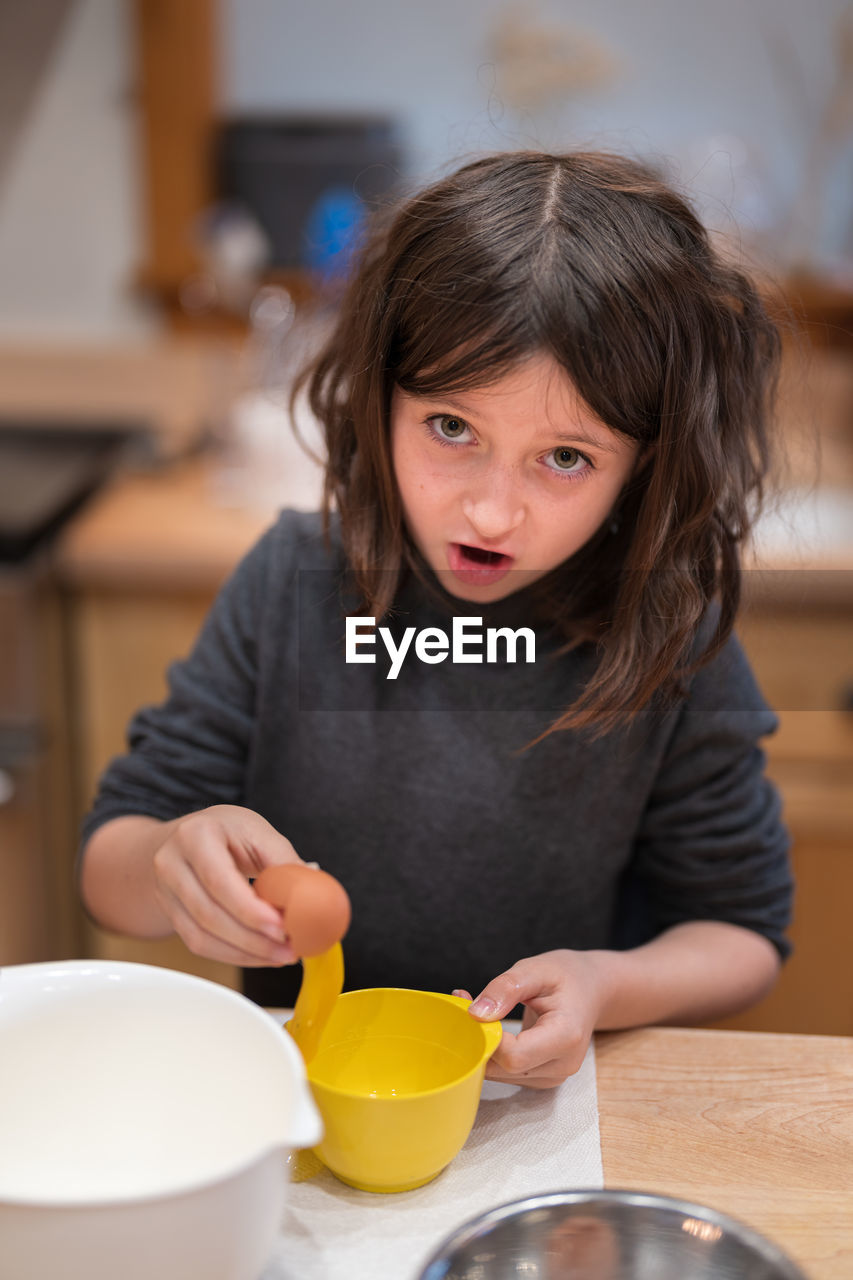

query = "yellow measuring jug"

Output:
[[255, 865, 503, 1193]]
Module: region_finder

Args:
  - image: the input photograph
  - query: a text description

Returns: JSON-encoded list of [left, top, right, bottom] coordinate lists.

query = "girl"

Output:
[[79, 151, 793, 1089]]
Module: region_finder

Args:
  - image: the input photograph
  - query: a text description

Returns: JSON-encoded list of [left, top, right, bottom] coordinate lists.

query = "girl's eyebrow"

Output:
[[552, 428, 620, 454], [414, 392, 620, 454]]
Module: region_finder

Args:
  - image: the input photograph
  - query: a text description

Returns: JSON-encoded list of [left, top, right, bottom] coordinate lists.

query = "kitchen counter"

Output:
[[55, 457, 274, 591], [54, 451, 853, 592], [54, 414, 326, 591], [0, 340, 238, 461], [258, 1019, 849, 1279], [596, 1026, 853, 1280]]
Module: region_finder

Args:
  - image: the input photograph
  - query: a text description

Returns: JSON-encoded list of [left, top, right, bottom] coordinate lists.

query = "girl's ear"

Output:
[[608, 444, 654, 532], [632, 443, 656, 477]]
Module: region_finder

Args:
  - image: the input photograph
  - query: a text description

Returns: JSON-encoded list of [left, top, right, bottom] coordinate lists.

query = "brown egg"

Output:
[[253, 864, 351, 957]]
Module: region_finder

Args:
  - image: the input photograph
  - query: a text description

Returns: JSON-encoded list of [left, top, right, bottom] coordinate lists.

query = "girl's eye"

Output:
[[425, 414, 474, 445], [543, 446, 590, 476]]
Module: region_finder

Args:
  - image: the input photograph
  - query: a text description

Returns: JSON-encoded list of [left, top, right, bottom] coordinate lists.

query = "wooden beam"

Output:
[[131, 0, 217, 294]]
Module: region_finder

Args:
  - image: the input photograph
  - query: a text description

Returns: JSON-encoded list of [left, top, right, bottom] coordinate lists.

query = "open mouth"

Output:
[[448, 542, 514, 587], [458, 544, 509, 566]]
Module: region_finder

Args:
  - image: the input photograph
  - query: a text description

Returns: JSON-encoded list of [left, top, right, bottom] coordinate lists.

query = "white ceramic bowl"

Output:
[[0, 960, 321, 1280]]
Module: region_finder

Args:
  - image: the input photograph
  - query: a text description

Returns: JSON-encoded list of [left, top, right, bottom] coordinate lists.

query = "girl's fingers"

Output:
[[466, 958, 555, 1022], [156, 855, 297, 965], [176, 812, 300, 935], [465, 955, 595, 1086], [490, 1013, 587, 1078], [193, 848, 285, 936], [163, 890, 295, 967], [484, 1056, 570, 1090], [521, 1004, 540, 1031]]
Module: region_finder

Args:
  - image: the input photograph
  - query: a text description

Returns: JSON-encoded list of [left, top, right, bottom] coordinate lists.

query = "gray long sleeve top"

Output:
[[80, 510, 793, 1008]]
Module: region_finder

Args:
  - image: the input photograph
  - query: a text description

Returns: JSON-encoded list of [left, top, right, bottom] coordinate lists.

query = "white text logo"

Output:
[[345, 616, 536, 679]]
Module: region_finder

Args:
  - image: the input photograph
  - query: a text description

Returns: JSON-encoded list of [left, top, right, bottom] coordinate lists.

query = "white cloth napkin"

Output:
[[262, 1041, 603, 1280]]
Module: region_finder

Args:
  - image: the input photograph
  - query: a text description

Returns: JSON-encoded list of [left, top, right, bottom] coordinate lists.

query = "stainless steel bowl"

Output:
[[417, 1190, 809, 1280]]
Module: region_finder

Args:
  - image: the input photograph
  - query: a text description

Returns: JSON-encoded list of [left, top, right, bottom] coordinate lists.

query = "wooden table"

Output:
[[595, 1027, 853, 1279]]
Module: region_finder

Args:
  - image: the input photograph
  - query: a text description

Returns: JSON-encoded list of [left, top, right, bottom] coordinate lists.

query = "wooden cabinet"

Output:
[[0, 565, 79, 966], [58, 457, 277, 989], [67, 581, 241, 988], [712, 602, 853, 1036]]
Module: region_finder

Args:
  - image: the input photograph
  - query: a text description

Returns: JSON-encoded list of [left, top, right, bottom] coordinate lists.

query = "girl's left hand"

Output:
[[454, 949, 608, 1090]]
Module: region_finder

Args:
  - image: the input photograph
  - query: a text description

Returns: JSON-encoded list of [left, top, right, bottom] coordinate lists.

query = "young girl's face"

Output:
[[391, 353, 641, 603]]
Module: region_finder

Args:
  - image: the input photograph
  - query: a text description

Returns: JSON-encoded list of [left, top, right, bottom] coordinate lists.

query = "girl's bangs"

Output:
[[393, 294, 539, 398], [399, 334, 538, 398], [387, 228, 661, 443], [395, 306, 653, 447]]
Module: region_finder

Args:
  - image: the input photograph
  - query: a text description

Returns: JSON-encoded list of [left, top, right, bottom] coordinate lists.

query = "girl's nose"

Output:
[[461, 493, 525, 542]]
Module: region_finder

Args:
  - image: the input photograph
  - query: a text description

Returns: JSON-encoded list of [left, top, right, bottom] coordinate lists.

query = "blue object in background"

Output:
[[217, 116, 403, 273], [302, 186, 366, 283]]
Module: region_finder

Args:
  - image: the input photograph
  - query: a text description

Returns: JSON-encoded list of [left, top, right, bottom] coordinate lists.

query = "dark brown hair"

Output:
[[297, 150, 781, 736]]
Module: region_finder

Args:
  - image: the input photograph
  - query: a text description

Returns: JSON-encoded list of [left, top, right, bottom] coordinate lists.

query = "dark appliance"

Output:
[[216, 114, 404, 273]]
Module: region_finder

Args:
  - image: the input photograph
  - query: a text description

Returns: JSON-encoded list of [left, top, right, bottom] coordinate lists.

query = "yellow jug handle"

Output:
[[286, 941, 344, 1064]]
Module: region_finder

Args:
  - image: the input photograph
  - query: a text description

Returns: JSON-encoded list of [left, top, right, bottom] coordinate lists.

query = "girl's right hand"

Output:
[[151, 804, 303, 967]]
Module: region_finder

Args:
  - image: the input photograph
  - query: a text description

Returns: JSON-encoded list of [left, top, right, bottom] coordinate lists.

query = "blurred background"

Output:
[[0, 0, 851, 1035]]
